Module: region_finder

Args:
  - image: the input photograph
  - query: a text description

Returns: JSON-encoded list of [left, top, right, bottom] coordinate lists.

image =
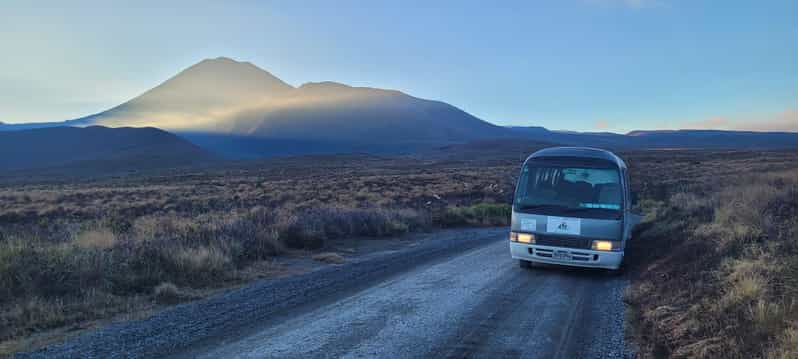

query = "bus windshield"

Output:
[[514, 161, 622, 218]]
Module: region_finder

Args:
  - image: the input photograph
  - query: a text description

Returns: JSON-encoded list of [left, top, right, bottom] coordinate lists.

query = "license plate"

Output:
[[553, 250, 572, 260]]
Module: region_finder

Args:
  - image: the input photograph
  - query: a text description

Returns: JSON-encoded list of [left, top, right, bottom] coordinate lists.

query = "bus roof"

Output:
[[526, 147, 627, 169]]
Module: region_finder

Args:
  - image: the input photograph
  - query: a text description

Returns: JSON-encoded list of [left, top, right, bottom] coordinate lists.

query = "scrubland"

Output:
[[625, 150, 798, 358], [0, 155, 514, 353], [2, 149, 797, 356]]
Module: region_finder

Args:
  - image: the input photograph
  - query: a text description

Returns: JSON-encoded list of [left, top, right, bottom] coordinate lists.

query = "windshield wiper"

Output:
[[518, 205, 611, 213], [516, 204, 565, 211], [559, 207, 597, 214]]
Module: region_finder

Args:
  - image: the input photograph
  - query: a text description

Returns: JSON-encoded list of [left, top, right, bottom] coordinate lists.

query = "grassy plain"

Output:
[[1, 147, 797, 357], [0, 153, 515, 354], [624, 150, 798, 358]]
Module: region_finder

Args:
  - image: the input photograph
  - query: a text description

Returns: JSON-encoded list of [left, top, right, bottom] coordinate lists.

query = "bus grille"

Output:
[[535, 235, 592, 249]]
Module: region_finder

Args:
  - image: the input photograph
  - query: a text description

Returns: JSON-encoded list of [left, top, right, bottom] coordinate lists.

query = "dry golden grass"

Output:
[[625, 163, 798, 359], [312, 252, 346, 264], [74, 228, 118, 250], [1, 149, 796, 356], [769, 328, 798, 359], [0, 154, 518, 354], [153, 282, 193, 305]]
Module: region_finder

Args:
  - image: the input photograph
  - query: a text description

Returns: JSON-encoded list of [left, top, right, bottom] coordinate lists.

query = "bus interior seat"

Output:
[[571, 181, 593, 203], [597, 183, 622, 205], [554, 179, 592, 206]]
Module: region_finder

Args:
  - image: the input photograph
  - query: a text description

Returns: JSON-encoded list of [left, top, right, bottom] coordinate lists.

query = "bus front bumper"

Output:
[[510, 242, 623, 270]]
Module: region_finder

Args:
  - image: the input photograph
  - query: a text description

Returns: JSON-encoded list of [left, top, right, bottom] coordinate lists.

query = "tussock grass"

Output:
[[74, 228, 117, 249], [769, 328, 798, 359], [440, 203, 511, 226], [626, 168, 798, 358], [153, 282, 191, 305], [312, 252, 346, 264], [0, 205, 438, 347], [4, 149, 793, 355], [0, 155, 518, 353]]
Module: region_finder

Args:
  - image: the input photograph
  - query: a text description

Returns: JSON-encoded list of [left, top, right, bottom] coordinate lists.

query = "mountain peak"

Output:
[[80, 57, 295, 129], [198, 56, 253, 67], [146, 56, 294, 99], [212, 56, 237, 62], [188, 57, 283, 79]]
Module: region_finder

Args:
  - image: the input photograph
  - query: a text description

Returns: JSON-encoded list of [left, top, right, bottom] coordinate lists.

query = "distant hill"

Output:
[[622, 129, 798, 148], [507, 127, 798, 150], [0, 120, 85, 131], [507, 126, 627, 148], [421, 138, 557, 163], [0, 126, 214, 174]]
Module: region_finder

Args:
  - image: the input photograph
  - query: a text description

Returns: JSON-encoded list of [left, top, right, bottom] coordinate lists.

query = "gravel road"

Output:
[[20, 228, 629, 358]]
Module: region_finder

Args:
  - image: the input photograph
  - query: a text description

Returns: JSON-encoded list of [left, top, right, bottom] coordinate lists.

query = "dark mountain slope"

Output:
[[0, 126, 214, 173], [228, 82, 510, 143]]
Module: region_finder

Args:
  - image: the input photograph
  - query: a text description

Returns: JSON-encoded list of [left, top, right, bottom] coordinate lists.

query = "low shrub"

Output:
[[0, 204, 440, 348], [438, 203, 511, 227], [276, 207, 429, 249], [626, 169, 798, 359], [0, 241, 111, 303], [153, 282, 190, 305]]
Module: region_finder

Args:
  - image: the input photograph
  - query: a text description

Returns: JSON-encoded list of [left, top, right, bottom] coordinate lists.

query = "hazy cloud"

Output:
[[595, 120, 611, 130], [682, 109, 798, 132], [686, 117, 730, 129]]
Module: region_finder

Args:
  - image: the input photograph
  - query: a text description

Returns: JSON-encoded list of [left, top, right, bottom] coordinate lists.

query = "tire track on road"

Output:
[[436, 269, 550, 358]]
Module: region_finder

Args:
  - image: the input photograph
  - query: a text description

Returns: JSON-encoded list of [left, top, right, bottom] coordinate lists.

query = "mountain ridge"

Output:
[[1, 57, 797, 157], [62, 57, 512, 156]]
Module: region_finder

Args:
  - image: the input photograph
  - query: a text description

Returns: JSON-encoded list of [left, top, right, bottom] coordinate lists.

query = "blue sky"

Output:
[[2, 0, 797, 132]]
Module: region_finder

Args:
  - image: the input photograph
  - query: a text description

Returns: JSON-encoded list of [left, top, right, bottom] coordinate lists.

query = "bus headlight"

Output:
[[510, 232, 535, 244], [591, 240, 620, 251]]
